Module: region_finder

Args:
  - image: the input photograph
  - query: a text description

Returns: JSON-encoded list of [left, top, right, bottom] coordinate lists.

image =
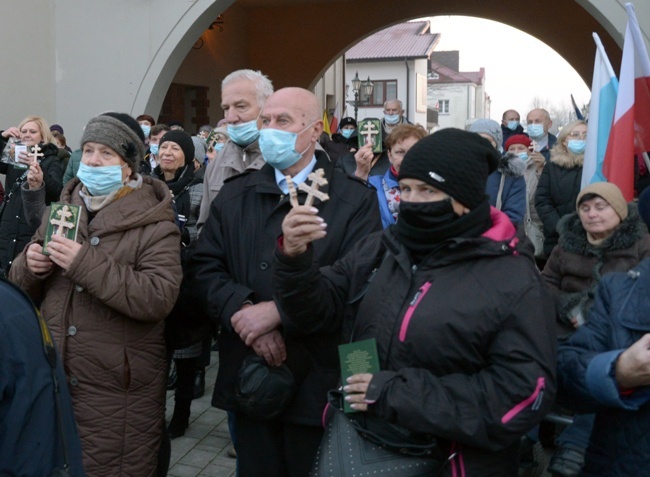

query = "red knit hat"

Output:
[[504, 134, 532, 151]]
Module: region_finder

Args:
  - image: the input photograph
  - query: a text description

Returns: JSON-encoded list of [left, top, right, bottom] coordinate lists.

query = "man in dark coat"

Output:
[[501, 108, 526, 146], [526, 108, 557, 162], [0, 279, 84, 476], [273, 128, 557, 475], [192, 87, 381, 477]]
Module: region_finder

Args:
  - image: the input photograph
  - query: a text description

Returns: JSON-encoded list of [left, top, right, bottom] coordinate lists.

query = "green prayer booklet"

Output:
[[357, 118, 382, 153], [338, 338, 380, 413], [42, 203, 81, 255]]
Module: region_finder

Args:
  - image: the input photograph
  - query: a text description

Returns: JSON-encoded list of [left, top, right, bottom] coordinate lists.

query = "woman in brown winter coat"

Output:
[[9, 113, 182, 476], [542, 181, 650, 477]]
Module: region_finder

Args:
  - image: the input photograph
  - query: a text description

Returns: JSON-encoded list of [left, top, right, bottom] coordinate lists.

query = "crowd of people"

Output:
[[2, 68, 650, 477]]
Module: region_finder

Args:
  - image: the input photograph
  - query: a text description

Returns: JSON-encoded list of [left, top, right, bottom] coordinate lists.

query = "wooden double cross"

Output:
[[285, 168, 330, 208]]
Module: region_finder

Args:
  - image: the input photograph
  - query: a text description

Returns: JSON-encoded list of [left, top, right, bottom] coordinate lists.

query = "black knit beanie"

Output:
[[160, 130, 195, 165], [398, 128, 500, 209]]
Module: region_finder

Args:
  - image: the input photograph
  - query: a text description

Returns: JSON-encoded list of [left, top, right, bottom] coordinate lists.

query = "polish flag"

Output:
[[581, 33, 618, 190], [330, 103, 340, 133], [602, 2, 650, 200]]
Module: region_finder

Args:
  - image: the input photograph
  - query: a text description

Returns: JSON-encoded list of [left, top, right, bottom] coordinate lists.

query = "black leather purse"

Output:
[[310, 390, 446, 477], [234, 354, 298, 420]]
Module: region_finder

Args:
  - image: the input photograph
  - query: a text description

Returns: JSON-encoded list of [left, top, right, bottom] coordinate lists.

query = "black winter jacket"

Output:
[[274, 208, 557, 475], [191, 151, 381, 424], [0, 140, 63, 273], [535, 148, 584, 256], [557, 259, 650, 476]]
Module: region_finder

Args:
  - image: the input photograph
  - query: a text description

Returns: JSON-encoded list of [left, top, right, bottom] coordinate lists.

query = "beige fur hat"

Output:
[[576, 182, 628, 220]]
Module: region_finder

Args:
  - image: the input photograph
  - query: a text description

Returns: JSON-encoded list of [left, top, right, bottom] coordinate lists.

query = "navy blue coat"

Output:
[[557, 258, 650, 476], [0, 279, 84, 476], [485, 153, 527, 226]]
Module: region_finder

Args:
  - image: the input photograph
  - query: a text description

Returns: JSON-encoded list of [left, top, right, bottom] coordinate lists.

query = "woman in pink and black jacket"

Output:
[[272, 128, 557, 475]]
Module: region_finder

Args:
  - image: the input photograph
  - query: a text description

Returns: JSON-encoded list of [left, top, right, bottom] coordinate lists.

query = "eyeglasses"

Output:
[[568, 131, 587, 139]]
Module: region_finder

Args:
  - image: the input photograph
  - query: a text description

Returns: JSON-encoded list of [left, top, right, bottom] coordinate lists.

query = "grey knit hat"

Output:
[[468, 118, 503, 149], [80, 114, 144, 171]]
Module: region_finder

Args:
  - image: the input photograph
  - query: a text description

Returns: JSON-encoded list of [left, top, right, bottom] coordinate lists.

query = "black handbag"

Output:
[[310, 390, 446, 477], [234, 354, 298, 420]]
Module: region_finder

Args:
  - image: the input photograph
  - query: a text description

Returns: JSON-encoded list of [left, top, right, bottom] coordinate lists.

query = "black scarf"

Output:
[[395, 198, 492, 261], [155, 163, 195, 196]]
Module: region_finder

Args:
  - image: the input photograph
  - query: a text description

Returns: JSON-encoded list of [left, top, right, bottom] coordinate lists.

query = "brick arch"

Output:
[[241, 0, 622, 90]]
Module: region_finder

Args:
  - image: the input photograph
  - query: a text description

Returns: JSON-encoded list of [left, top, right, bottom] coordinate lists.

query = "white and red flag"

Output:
[[602, 2, 650, 200], [330, 102, 340, 133]]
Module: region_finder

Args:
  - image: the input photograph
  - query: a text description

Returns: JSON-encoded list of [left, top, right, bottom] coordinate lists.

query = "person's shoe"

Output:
[[227, 446, 237, 458], [166, 361, 177, 391], [167, 399, 191, 439], [193, 369, 205, 399], [547, 445, 585, 477]]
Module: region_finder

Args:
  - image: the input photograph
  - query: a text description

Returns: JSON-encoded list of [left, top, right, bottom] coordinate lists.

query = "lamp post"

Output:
[[348, 72, 374, 123]]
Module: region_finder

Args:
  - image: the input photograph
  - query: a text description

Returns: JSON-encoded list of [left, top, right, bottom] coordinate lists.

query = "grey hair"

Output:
[[384, 99, 403, 110], [222, 69, 274, 108]]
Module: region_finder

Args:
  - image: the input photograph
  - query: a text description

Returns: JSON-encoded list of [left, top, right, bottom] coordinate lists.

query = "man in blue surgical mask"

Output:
[[192, 87, 381, 477], [525, 108, 557, 162], [380, 98, 411, 140], [500, 109, 525, 147], [197, 69, 274, 231]]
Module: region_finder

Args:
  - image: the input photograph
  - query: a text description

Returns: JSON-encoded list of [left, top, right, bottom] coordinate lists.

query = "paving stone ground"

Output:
[[166, 350, 236, 477]]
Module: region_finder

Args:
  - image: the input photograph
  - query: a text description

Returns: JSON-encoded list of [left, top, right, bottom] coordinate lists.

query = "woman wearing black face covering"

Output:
[[272, 128, 557, 475]]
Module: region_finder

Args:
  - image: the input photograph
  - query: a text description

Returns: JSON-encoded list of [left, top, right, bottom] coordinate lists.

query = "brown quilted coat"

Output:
[[10, 176, 182, 476]]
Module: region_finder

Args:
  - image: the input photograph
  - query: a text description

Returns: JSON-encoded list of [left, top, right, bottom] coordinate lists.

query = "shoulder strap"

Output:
[[495, 173, 506, 211], [0, 168, 29, 217]]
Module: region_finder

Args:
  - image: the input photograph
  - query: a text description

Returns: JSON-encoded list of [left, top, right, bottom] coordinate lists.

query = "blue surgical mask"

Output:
[[140, 124, 151, 138], [341, 129, 354, 139], [259, 124, 313, 171], [517, 152, 529, 161], [384, 114, 400, 125], [567, 139, 586, 155], [77, 162, 127, 196], [507, 120, 519, 131], [214, 143, 225, 152], [527, 124, 545, 139], [227, 120, 259, 147], [149, 143, 159, 155]]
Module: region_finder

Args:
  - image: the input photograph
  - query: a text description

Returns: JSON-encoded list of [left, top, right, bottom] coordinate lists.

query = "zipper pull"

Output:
[[410, 290, 421, 306]]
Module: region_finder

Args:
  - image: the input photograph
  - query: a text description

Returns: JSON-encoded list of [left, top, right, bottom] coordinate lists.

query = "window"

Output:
[[438, 100, 450, 114], [368, 80, 398, 107]]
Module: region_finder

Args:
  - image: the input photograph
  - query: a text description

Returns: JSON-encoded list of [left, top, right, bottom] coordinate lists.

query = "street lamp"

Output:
[[348, 71, 374, 123]]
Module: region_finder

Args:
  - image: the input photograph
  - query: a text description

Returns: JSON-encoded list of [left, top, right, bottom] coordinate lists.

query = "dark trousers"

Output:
[[174, 357, 197, 402], [234, 412, 323, 477]]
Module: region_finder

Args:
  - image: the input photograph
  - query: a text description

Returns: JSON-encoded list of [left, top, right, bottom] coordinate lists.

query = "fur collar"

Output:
[[550, 145, 584, 168], [497, 152, 526, 177], [557, 202, 647, 256]]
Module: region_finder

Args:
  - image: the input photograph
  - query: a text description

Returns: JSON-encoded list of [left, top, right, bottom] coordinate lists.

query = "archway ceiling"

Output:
[[232, 0, 620, 90]]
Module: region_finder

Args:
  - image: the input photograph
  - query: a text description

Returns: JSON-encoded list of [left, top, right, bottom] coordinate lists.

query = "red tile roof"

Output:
[[347, 21, 440, 61]]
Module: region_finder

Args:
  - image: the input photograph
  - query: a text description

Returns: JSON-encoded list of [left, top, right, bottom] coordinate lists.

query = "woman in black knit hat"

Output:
[[151, 129, 211, 439], [273, 128, 557, 475]]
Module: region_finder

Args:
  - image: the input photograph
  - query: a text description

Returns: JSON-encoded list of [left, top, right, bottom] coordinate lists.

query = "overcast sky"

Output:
[[424, 16, 593, 123]]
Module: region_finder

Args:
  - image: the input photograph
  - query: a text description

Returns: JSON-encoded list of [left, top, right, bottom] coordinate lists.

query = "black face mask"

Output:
[[395, 198, 492, 261]]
